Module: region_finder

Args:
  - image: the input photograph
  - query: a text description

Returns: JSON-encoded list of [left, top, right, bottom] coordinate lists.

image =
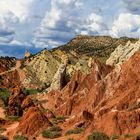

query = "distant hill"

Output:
[[54, 35, 138, 62]]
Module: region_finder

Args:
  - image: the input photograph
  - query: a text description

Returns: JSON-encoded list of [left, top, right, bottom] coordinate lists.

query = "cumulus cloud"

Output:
[[34, 0, 127, 48], [111, 13, 140, 37], [0, 0, 140, 56]]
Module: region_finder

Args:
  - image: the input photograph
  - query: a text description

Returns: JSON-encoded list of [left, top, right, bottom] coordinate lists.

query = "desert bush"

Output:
[[110, 134, 119, 140], [13, 135, 28, 140], [6, 116, 19, 121], [87, 131, 109, 140], [42, 125, 62, 139], [124, 134, 134, 138], [0, 88, 10, 106], [65, 127, 84, 135], [52, 116, 66, 124], [23, 88, 40, 95], [67, 138, 76, 140]]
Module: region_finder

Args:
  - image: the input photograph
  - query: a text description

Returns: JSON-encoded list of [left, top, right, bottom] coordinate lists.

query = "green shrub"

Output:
[[48, 125, 62, 132], [6, 116, 19, 121], [23, 88, 40, 95], [110, 134, 119, 140], [124, 134, 134, 138], [52, 116, 66, 124], [67, 138, 76, 140], [0, 88, 10, 106], [65, 127, 85, 135], [42, 125, 62, 139], [87, 131, 109, 140], [13, 135, 28, 140]]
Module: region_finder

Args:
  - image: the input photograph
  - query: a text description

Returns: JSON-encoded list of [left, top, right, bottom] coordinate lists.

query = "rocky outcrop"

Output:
[[47, 58, 113, 116], [0, 70, 21, 89], [46, 50, 140, 138], [49, 63, 66, 91], [21, 36, 137, 89], [22, 50, 60, 88], [106, 39, 140, 66], [55, 35, 137, 62], [24, 51, 31, 58], [7, 87, 34, 116], [16, 106, 52, 136]]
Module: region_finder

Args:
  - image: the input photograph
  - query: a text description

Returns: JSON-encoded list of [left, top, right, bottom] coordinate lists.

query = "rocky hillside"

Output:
[[106, 39, 140, 66], [20, 35, 137, 89], [0, 56, 16, 73], [0, 36, 140, 140], [54, 35, 137, 62]]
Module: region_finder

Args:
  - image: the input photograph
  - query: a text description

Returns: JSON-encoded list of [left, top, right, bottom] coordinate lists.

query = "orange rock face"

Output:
[[16, 106, 52, 137], [7, 87, 34, 116], [46, 51, 140, 138]]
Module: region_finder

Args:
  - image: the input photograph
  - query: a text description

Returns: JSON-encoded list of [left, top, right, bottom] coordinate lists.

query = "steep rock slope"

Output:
[[54, 35, 137, 62], [45, 50, 140, 139], [106, 39, 140, 66], [21, 36, 137, 89], [22, 50, 60, 88]]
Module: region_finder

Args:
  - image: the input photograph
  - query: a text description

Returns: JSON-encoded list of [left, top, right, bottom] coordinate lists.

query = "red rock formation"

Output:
[[16, 106, 52, 136], [46, 52, 140, 138], [7, 87, 34, 116], [0, 70, 21, 89]]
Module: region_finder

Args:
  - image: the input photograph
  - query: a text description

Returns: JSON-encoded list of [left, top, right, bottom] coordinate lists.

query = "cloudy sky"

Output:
[[0, 0, 140, 57]]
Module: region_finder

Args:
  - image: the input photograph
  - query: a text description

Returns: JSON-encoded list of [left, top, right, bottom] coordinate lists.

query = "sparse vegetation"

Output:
[[110, 134, 119, 140], [67, 138, 76, 140], [23, 88, 41, 95], [124, 134, 134, 138], [0, 88, 10, 107], [87, 131, 109, 140], [65, 127, 85, 135], [52, 116, 66, 124], [42, 125, 62, 139], [5, 115, 20, 121], [13, 135, 28, 140]]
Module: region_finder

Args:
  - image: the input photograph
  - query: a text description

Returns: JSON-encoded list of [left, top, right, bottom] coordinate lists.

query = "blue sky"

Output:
[[0, 0, 140, 57]]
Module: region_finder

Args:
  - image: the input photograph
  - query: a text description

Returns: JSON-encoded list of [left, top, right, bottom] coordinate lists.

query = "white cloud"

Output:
[[10, 40, 32, 47], [34, 0, 128, 48], [0, 0, 37, 22], [0, 0, 140, 56], [111, 13, 140, 37]]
